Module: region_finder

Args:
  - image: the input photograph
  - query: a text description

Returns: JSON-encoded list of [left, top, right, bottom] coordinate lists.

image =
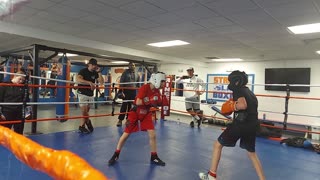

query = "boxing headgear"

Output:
[[227, 70, 248, 91], [149, 72, 166, 89]]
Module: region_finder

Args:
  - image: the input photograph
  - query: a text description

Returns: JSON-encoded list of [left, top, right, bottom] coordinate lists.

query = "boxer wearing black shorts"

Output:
[[199, 70, 266, 180]]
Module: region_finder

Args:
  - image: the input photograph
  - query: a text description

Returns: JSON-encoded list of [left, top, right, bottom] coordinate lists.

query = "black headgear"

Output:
[[227, 70, 248, 91]]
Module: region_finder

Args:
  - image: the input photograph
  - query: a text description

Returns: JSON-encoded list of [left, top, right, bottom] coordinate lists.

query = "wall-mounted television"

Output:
[[265, 68, 311, 92]]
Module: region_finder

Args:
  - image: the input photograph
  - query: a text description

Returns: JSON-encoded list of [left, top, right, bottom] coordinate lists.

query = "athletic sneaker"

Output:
[[151, 156, 166, 166], [85, 119, 94, 132], [116, 119, 122, 127], [79, 125, 90, 134], [199, 172, 216, 180], [190, 121, 194, 128], [108, 152, 119, 165]]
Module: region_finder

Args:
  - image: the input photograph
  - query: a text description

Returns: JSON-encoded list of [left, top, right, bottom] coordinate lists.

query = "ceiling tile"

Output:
[[48, 0, 65, 2], [19, 16, 62, 30], [276, 13, 320, 26], [147, 13, 189, 25], [79, 28, 139, 44], [26, 0, 56, 10], [254, 0, 304, 8], [36, 11, 74, 23], [146, 0, 196, 11], [265, 1, 318, 19], [213, 25, 247, 34], [195, 16, 234, 28], [79, 15, 119, 29], [108, 22, 142, 32], [51, 25, 91, 35], [203, 0, 259, 14], [229, 9, 273, 24], [150, 22, 205, 34], [173, 4, 218, 20], [11, 6, 39, 16], [46, 4, 90, 19], [96, 0, 138, 7], [126, 18, 161, 29], [95, 6, 140, 22], [60, 0, 107, 13], [130, 30, 165, 39], [119, 1, 167, 18]]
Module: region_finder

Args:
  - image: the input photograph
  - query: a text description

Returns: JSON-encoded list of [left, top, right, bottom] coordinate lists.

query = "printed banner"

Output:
[[206, 74, 255, 101], [161, 76, 172, 117]]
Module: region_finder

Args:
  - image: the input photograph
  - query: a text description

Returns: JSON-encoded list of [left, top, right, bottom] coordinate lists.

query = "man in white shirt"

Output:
[[176, 67, 205, 127]]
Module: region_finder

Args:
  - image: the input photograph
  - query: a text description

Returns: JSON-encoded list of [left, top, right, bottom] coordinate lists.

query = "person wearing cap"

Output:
[[76, 58, 104, 134], [0, 70, 28, 134], [176, 67, 205, 128], [116, 62, 136, 127]]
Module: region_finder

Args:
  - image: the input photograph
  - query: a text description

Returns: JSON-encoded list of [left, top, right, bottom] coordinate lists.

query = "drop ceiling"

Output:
[[1, 0, 320, 65]]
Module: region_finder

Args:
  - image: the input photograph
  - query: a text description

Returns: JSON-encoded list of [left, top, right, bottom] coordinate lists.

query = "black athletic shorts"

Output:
[[218, 122, 259, 152]]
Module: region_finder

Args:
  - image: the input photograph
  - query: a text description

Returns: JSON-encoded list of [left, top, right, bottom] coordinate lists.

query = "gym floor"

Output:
[[0, 105, 319, 180]]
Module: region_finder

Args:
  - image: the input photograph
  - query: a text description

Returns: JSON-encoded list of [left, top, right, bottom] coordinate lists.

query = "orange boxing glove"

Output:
[[221, 100, 236, 115]]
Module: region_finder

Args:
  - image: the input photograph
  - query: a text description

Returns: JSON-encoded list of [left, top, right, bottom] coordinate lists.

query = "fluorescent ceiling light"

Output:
[[111, 61, 129, 64], [58, 53, 78, 57], [316, 51, 320, 54], [288, 23, 320, 34], [212, 58, 243, 62], [147, 40, 190, 47]]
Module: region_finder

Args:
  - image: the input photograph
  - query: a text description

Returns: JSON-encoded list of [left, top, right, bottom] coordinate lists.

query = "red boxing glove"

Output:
[[221, 100, 236, 115]]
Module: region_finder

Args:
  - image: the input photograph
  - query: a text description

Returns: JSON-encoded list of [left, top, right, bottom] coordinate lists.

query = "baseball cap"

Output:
[[88, 58, 98, 65], [187, 67, 194, 71]]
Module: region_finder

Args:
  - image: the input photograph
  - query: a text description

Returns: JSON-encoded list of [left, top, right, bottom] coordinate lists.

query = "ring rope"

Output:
[[3, 71, 320, 87], [0, 99, 134, 105], [0, 112, 127, 125]]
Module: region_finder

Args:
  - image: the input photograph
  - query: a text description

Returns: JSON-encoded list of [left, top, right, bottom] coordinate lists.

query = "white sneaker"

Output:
[[199, 172, 216, 180]]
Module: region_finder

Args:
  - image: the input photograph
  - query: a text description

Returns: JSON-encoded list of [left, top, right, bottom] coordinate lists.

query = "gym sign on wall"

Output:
[[206, 74, 255, 102]]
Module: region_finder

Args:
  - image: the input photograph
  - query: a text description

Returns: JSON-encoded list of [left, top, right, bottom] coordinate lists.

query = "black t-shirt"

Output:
[[232, 87, 258, 124], [0, 81, 26, 112], [120, 69, 136, 87], [77, 68, 99, 96]]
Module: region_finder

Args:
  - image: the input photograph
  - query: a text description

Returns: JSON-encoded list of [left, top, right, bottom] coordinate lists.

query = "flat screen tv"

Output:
[[265, 68, 311, 92]]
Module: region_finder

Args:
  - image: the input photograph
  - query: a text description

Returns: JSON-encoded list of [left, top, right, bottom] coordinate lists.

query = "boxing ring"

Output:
[[1, 120, 319, 180], [0, 46, 320, 180]]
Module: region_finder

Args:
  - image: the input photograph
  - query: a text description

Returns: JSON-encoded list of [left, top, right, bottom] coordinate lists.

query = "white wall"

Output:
[[159, 60, 320, 127]]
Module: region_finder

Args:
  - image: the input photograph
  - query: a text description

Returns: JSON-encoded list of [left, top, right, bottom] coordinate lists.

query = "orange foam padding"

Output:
[[0, 126, 108, 180]]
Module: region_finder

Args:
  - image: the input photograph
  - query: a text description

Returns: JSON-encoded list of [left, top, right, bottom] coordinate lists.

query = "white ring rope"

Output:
[[172, 99, 320, 119], [0, 71, 144, 86], [3, 71, 320, 87]]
